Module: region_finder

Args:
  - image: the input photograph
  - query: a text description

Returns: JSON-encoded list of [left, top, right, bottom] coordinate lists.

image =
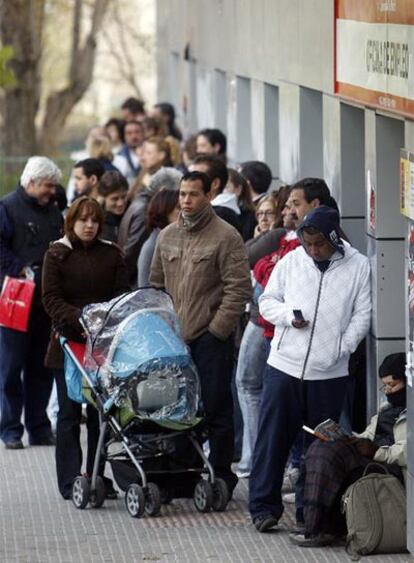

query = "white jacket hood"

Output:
[[211, 192, 241, 215]]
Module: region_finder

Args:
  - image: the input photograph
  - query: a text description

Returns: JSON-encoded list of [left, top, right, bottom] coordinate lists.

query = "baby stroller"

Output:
[[61, 287, 230, 517]]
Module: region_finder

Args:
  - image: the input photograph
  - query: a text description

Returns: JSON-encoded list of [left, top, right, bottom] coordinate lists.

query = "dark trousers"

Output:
[[0, 308, 53, 443], [54, 369, 100, 497], [189, 331, 237, 489], [249, 366, 348, 519]]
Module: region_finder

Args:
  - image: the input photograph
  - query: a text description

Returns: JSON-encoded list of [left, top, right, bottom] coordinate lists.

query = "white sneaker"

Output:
[[282, 467, 300, 492], [282, 492, 295, 504]]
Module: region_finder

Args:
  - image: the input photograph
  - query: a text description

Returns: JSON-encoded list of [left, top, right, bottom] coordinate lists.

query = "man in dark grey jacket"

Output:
[[117, 167, 182, 287], [0, 156, 63, 449]]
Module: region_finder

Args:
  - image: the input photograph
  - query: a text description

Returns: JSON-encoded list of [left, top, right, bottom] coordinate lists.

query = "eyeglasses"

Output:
[[379, 382, 402, 393], [257, 211, 276, 218]]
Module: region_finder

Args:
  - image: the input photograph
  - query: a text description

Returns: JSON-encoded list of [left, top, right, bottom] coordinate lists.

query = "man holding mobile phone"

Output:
[[249, 205, 371, 533]]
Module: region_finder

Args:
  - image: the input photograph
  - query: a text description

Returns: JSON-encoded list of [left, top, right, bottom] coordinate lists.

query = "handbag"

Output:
[[0, 275, 36, 332]]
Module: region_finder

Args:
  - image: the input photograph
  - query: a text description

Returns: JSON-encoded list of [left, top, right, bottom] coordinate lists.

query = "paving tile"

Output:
[[0, 434, 411, 563]]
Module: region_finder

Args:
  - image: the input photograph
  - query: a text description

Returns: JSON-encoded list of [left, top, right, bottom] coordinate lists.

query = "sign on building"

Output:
[[401, 149, 414, 220], [335, 0, 414, 118]]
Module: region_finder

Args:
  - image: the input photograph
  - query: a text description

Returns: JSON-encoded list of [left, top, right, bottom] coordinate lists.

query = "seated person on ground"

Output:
[[291, 353, 407, 548]]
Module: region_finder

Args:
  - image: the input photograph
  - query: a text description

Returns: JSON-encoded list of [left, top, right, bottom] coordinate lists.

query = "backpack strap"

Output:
[[363, 462, 389, 477]]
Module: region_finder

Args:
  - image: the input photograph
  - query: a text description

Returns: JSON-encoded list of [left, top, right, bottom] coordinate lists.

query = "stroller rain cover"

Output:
[[80, 288, 200, 427]]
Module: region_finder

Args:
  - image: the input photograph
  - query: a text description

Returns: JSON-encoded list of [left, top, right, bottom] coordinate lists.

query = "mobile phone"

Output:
[[293, 309, 305, 322]]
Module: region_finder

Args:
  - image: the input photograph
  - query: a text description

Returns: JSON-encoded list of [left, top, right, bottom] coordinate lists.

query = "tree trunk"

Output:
[[0, 0, 45, 156], [38, 0, 110, 155]]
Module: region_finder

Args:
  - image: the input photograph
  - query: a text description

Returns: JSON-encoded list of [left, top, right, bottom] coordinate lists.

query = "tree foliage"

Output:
[[0, 0, 110, 156]]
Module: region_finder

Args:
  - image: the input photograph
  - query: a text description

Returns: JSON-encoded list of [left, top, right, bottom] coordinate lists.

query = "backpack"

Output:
[[341, 463, 407, 560]]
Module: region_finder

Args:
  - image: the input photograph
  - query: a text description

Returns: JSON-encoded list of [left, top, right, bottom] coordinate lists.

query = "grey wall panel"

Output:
[[300, 87, 323, 178], [375, 116, 406, 239], [251, 80, 265, 161], [408, 472, 414, 554], [157, 0, 334, 95], [340, 104, 366, 217], [214, 69, 227, 133], [341, 218, 366, 254], [236, 77, 253, 163], [323, 95, 341, 204], [279, 83, 300, 183], [408, 384, 414, 481], [196, 66, 214, 130], [408, 377, 414, 554], [368, 238, 406, 339], [264, 84, 280, 179]]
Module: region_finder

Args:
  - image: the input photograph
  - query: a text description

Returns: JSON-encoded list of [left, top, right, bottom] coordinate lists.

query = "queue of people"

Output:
[[0, 97, 408, 554]]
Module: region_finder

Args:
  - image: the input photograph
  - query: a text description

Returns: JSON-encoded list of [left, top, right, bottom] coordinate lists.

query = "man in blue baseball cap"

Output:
[[249, 205, 371, 533]]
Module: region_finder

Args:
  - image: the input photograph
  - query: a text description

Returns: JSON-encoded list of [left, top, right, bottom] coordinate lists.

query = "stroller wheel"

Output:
[[89, 476, 105, 509], [211, 478, 230, 512], [72, 476, 90, 509], [193, 480, 213, 513], [125, 484, 145, 518], [145, 483, 162, 517]]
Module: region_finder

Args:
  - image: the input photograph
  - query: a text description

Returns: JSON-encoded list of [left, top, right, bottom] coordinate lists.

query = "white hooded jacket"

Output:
[[259, 241, 371, 380]]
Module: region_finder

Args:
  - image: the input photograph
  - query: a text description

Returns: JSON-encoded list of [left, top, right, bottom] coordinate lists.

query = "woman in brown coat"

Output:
[[42, 197, 129, 500]]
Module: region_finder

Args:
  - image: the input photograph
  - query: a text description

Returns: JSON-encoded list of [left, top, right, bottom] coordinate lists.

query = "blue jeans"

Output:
[[235, 321, 268, 473], [0, 308, 53, 443], [249, 366, 348, 520]]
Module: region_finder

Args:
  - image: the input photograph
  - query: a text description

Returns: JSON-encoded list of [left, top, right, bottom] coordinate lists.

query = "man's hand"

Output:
[[350, 437, 379, 458], [292, 319, 309, 329]]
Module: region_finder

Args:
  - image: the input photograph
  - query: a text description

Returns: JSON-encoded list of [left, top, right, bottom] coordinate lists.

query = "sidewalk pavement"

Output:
[[0, 435, 412, 563]]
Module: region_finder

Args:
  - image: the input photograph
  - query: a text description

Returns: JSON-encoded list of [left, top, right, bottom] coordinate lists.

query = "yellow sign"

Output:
[[400, 150, 414, 220]]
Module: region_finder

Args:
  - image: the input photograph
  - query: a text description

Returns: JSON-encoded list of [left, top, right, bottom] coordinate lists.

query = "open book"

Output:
[[303, 418, 351, 442]]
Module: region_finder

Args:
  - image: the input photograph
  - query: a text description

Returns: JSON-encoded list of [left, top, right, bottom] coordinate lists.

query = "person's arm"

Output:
[[208, 232, 252, 340], [0, 203, 25, 277], [41, 250, 83, 333], [113, 250, 130, 296], [253, 252, 278, 286], [122, 216, 148, 279], [246, 228, 285, 268], [149, 237, 165, 289], [258, 254, 293, 327], [356, 414, 378, 441], [340, 259, 371, 357], [373, 437, 407, 467]]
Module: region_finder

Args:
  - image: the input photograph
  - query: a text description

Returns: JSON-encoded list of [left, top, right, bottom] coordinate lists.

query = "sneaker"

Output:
[[282, 492, 295, 504], [289, 532, 335, 547], [236, 470, 250, 479], [253, 514, 279, 533], [282, 467, 299, 492], [289, 521, 306, 534], [4, 440, 24, 450]]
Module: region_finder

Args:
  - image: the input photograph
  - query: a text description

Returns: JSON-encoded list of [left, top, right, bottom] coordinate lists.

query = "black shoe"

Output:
[[289, 532, 336, 547], [253, 514, 279, 533], [4, 440, 24, 450], [30, 435, 56, 446]]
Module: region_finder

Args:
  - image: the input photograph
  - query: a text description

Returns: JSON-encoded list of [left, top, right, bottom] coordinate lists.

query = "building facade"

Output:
[[156, 0, 414, 550]]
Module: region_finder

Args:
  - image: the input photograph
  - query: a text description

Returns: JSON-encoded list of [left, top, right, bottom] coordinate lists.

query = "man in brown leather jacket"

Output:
[[150, 170, 252, 494]]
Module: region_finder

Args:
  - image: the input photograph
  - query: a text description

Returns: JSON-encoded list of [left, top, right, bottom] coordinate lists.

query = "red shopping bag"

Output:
[[0, 276, 35, 332]]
